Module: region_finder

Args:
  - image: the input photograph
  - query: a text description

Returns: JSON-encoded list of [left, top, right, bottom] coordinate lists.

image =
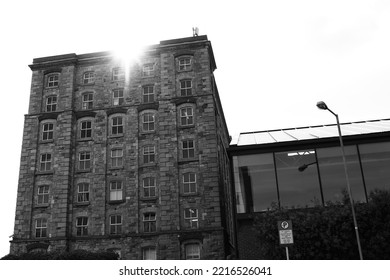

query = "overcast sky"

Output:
[[1, 0, 390, 257]]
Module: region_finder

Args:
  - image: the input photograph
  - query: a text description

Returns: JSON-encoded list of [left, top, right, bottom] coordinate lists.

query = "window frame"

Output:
[[77, 182, 90, 203], [142, 85, 155, 103], [143, 212, 156, 233], [109, 215, 122, 235], [42, 122, 54, 141], [142, 113, 155, 132], [180, 106, 194, 126], [143, 177, 156, 198], [46, 96, 57, 112], [83, 72, 95, 84], [47, 73, 59, 88], [180, 79, 192, 96], [182, 140, 195, 159], [37, 185, 50, 205], [111, 148, 123, 168], [79, 151, 91, 171], [112, 89, 124, 106], [142, 63, 154, 77], [185, 243, 200, 259], [143, 146, 155, 164], [112, 67, 125, 81], [184, 208, 199, 229], [76, 216, 88, 236], [35, 218, 48, 238], [82, 92, 93, 110], [178, 57, 192, 71], [183, 173, 197, 194], [109, 181, 123, 201], [111, 116, 124, 136], [142, 247, 157, 260], [80, 120, 92, 139], [40, 153, 52, 172]]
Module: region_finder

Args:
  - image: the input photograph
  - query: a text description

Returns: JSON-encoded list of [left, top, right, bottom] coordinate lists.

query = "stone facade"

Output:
[[11, 36, 236, 259]]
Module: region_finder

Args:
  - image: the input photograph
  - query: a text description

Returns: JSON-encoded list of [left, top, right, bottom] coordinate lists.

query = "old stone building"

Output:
[[11, 35, 236, 259]]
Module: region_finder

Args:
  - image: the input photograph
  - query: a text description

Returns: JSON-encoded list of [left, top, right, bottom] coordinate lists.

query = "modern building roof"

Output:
[[231, 119, 390, 146]]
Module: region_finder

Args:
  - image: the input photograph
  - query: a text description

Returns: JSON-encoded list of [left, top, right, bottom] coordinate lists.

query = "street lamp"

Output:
[[298, 161, 317, 172], [316, 101, 363, 260]]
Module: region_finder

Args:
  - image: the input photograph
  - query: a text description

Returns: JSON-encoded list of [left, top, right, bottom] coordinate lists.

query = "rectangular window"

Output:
[[142, 248, 157, 260], [183, 173, 196, 194], [82, 93, 93, 110], [180, 107, 194, 126], [40, 153, 52, 172], [37, 185, 49, 205], [182, 140, 195, 159], [143, 177, 156, 198], [47, 74, 59, 88], [180, 80, 192, 96], [111, 149, 123, 168], [185, 244, 200, 259], [79, 152, 91, 171], [80, 120, 92, 139], [77, 183, 90, 203], [42, 123, 54, 141], [113, 89, 124, 106], [142, 64, 154, 77], [46, 96, 57, 112], [76, 217, 88, 236], [143, 213, 156, 233], [142, 113, 155, 132], [110, 181, 123, 201], [143, 146, 155, 164], [184, 208, 199, 229], [143, 86, 154, 103], [179, 57, 191, 71], [35, 218, 47, 238], [83, 72, 95, 84], [110, 215, 122, 235], [111, 116, 124, 135], [112, 68, 125, 81]]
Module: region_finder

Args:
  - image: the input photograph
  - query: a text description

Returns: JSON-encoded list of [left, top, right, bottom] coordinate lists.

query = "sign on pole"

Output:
[[278, 220, 294, 245]]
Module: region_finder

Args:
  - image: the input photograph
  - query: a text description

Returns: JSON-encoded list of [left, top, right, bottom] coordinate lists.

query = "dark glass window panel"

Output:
[[359, 142, 390, 194], [235, 154, 278, 212], [275, 150, 322, 208], [317, 146, 366, 204]]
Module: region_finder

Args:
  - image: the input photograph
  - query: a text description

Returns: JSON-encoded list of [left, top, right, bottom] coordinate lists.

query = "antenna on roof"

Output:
[[192, 27, 199, 37]]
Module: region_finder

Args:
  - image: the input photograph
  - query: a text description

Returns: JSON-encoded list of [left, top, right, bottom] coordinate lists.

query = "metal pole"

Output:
[[286, 247, 289, 260], [331, 110, 364, 260]]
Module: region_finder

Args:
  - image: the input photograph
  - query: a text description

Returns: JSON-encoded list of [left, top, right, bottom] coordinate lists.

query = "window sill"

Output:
[[178, 159, 198, 164], [76, 169, 91, 174], [108, 200, 125, 205], [179, 124, 195, 129], [140, 197, 158, 202], [140, 163, 157, 168], [109, 134, 124, 139], [109, 167, 124, 171], [78, 138, 93, 142], [39, 140, 54, 144], [36, 171, 54, 176], [181, 193, 198, 197], [34, 204, 49, 208], [75, 202, 90, 207]]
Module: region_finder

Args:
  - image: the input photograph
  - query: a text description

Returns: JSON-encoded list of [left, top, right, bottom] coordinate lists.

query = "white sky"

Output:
[[1, 0, 390, 257]]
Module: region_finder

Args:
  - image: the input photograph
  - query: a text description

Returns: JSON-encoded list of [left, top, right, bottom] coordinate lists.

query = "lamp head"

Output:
[[316, 101, 328, 110], [298, 164, 308, 172]]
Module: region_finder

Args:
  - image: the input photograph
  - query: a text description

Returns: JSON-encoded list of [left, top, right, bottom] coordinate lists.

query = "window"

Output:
[[143, 213, 156, 233], [111, 149, 123, 168], [143, 177, 156, 198], [185, 243, 200, 259], [143, 86, 154, 103], [82, 93, 93, 110], [37, 185, 49, 205], [77, 183, 90, 203], [184, 208, 198, 229], [143, 146, 155, 164], [83, 72, 95, 84], [179, 57, 191, 71], [35, 218, 47, 238], [42, 123, 54, 141], [180, 107, 194, 126], [112, 67, 125, 81], [110, 215, 122, 235], [47, 74, 59, 88], [46, 96, 57, 112], [142, 113, 155, 132], [183, 173, 196, 194], [110, 181, 123, 201], [143, 64, 154, 77], [80, 120, 92, 139], [142, 247, 157, 260], [79, 152, 91, 171], [113, 89, 124, 106], [111, 116, 124, 135], [180, 80, 192, 96], [182, 140, 195, 159], [40, 153, 52, 172], [76, 217, 88, 236]]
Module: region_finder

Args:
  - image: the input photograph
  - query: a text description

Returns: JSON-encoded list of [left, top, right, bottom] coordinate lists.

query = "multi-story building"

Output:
[[10, 35, 236, 259]]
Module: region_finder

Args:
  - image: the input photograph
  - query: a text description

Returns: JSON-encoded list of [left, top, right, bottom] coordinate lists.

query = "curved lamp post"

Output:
[[316, 101, 363, 260]]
